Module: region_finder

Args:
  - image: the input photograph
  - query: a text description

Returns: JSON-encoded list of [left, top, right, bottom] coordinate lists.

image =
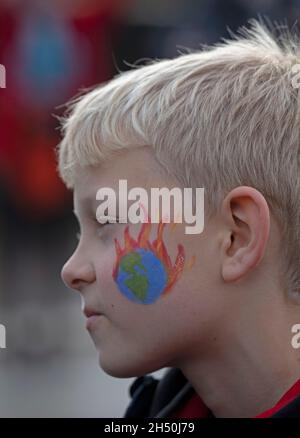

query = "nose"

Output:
[[61, 250, 96, 292]]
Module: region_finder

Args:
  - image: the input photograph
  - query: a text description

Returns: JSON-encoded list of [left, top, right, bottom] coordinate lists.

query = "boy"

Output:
[[57, 20, 300, 417]]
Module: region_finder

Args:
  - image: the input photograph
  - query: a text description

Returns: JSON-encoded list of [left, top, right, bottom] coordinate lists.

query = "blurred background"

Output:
[[0, 0, 299, 418]]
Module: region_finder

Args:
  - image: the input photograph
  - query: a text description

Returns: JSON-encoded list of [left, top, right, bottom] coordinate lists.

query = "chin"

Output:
[[98, 354, 161, 379], [98, 356, 140, 378]]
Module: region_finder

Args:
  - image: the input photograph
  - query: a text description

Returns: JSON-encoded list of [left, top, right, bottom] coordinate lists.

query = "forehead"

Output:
[[73, 147, 170, 204]]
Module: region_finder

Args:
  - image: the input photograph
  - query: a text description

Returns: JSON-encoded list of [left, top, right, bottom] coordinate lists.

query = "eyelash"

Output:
[[76, 218, 119, 241]]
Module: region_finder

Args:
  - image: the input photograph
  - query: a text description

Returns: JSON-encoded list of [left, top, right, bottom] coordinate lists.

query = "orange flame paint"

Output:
[[113, 222, 186, 294]]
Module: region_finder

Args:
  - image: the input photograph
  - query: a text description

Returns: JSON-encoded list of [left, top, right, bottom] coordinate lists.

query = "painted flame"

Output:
[[113, 221, 188, 294]]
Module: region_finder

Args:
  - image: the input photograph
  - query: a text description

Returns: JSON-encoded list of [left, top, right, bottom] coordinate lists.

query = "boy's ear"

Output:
[[220, 186, 270, 283]]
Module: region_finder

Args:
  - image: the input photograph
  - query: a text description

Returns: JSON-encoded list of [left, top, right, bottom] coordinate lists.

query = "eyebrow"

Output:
[[74, 187, 120, 222]]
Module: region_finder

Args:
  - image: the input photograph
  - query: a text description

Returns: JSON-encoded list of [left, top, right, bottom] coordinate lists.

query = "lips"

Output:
[[83, 307, 104, 331], [83, 307, 102, 318]]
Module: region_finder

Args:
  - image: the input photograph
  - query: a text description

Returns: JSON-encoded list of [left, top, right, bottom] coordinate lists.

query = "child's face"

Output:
[[61, 147, 227, 378]]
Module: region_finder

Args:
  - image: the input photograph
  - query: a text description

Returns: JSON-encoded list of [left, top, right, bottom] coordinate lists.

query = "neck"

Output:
[[178, 290, 300, 417]]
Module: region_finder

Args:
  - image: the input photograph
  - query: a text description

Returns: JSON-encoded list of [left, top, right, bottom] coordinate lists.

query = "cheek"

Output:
[[96, 251, 114, 280], [94, 251, 118, 304], [94, 247, 149, 315], [97, 223, 200, 319], [110, 223, 192, 307]]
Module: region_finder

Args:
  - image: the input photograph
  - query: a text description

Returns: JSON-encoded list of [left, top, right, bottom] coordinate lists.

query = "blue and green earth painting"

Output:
[[112, 222, 187, 304]]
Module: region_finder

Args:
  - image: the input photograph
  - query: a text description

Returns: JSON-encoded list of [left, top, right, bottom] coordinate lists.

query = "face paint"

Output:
[[112, 221, 193, 304]]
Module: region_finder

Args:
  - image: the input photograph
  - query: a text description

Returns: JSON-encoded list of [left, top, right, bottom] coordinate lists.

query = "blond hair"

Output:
[[57, 19, 300, 298]]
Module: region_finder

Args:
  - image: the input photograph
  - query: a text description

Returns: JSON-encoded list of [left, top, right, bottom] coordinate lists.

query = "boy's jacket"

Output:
[[124, 368, 300, 418]]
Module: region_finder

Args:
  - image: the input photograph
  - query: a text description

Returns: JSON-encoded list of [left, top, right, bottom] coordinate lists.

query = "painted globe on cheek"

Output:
[[113, 222, 190, 304], [116, 248, 167, 304]]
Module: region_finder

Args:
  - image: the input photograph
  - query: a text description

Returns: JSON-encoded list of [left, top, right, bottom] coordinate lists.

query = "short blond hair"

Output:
[[57, 19, 300, 298]]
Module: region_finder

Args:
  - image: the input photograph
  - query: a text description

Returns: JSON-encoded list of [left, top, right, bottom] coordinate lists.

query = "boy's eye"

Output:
[[75, 217, 120, 241], [97, 215, 120, 224], [96, 217, 120, 236], [96, 215, 120, 225]]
